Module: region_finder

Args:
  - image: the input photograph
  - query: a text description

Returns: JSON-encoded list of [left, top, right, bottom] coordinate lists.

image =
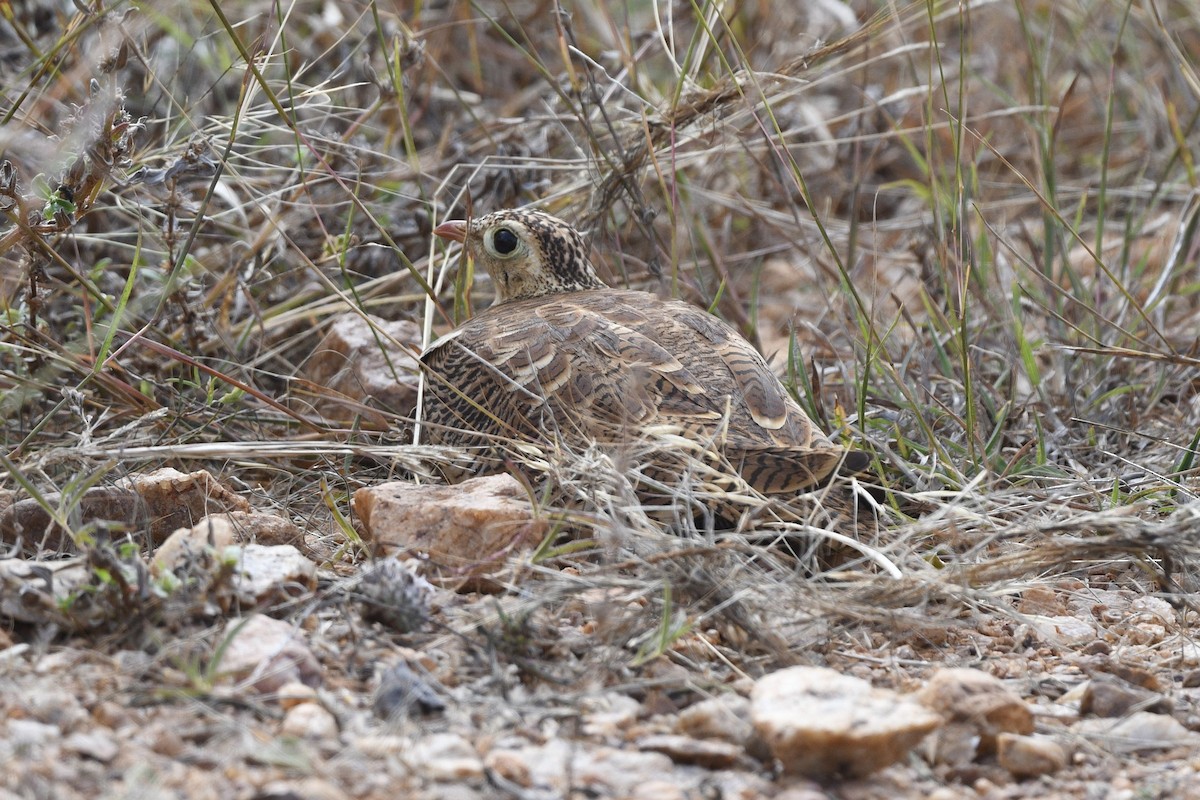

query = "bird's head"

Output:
[[434, 209, 608, 304]]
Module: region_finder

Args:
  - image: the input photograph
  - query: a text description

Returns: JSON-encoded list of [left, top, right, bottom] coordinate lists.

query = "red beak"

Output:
[[433, 220, 468, 243]]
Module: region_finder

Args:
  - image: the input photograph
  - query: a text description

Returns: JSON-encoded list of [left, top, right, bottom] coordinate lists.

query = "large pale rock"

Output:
[[916, 668, 1033, 756], [750, 666, 942, 778], [302, 313, 421, 422], [280, 702, 339, 740], [352, 475, 547, 577], [216, 614, 322, 694]]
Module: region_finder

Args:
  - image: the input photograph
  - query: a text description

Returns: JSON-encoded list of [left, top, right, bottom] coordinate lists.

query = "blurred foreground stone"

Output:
[[750, 665, 942, 778]]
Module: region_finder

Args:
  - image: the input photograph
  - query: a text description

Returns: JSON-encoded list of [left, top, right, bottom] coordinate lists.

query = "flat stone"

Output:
[[1073, 710, 1200, 753], [750, 665, 942, 778], [637, 733, 743, 768]]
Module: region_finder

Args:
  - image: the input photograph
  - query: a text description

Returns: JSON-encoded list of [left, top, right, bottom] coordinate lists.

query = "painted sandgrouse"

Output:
[[419, 209, 866, 497]]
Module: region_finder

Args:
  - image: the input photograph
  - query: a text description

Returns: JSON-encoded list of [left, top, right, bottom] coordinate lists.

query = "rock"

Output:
[[750, 665, 942, 778], [571, 745, 683, 795], [373, 661, 446, 720], [625, 781, 687, 800], [1024, 614, 1098, 646], [276, 681, 319, 710], [62, 729, 119, 763], [0, 487, 145, 553], [6, 718, 60, 750], [154, 516, 317, 607], [996, 733, 1066, 778], [675, 693, 754, 746], [483, 739, 678, 797], [581, 692, 642, 741], [409, 733, 485, 782], [216, 614, 322, 694], [483, 748, 532, 787], [916, 668, 1033, 754], [1016, 586, 1065, 615], [228, 544, 318, 606], [280, 702, 339, 740], [0, 554, 147, 630], [636, 733, 743, 768], [302, 313, 421, 423], [352, 475, 547, 580], [257, 778, 350, 800], [124, 468, 251, 544], [151, 515, 240, 574], [1080, 674, 1169, 718], [1073, 711, 1200, 753]]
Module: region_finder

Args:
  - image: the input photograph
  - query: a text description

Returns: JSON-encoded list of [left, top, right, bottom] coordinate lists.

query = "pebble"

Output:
[[996, 733, 1067, 778], [62, 729, 119, 763], [1080, 675, 1169, 718], [280, 702, 339, 740], [675, 693, 754, 746]]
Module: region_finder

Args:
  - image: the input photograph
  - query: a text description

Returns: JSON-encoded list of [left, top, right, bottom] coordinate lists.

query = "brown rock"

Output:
[[916, 668, 1033, 754], [125, 468, 251, 544], [996, 733, 1067, 778], [750, 665, 942, 778], [0, 488, 144, 553], [301, 313, 421, 423], [637, 733, 743, 768], [1080, 674, 1170, 718], [353, 475, 547, 580]]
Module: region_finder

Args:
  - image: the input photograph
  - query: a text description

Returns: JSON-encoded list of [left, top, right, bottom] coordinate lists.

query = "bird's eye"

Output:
[[491, 227, 519, 256]]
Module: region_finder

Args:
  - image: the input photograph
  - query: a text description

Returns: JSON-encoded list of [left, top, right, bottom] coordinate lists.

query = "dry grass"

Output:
[[2, 0, 1200, 793]]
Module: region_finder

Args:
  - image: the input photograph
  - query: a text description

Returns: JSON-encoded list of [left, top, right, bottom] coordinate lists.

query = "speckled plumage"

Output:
[[420, 209, 864, 495]]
